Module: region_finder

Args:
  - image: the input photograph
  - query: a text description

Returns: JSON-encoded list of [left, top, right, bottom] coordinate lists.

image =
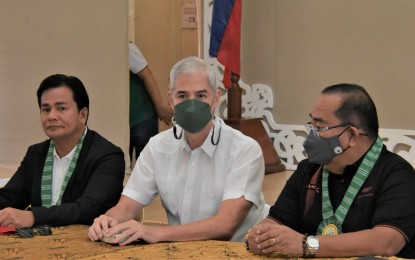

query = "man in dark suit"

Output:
[[0, 74, 125, 228]]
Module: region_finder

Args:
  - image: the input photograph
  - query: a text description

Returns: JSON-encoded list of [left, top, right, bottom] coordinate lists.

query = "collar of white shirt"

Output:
[[178, 118, 221, 158]]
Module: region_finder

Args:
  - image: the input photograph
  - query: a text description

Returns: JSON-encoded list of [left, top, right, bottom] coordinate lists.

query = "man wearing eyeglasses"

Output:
[[246, 83, 415, 258]]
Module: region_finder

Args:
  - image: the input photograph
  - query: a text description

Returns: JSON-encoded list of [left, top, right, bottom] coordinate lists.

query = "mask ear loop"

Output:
[[209, 95, 219, 145], [334, 126, 352, 154], [172, 116, 183, 140], [211, 117, 221, 145]]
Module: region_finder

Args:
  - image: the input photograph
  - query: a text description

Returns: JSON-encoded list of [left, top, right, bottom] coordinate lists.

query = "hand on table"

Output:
[[247, 222, 304, 256], [88, 214, 119, 241], [0, 207, 34, 229], [99, 219, 160, 246]]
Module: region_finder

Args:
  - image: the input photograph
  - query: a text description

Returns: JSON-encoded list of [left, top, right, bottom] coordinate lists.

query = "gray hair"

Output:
[[169, 56, 217, 91]]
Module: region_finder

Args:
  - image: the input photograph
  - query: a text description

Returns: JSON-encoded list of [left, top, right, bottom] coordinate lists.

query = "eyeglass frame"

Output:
[[305, 122, 355, 137]]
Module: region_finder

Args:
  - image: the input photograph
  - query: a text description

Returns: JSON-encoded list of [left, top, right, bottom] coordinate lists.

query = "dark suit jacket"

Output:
[[0, 130, 125, 226]]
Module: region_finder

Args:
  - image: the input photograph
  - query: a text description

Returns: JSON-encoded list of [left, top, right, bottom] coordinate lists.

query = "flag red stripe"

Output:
[[216, 0, 241, 88]]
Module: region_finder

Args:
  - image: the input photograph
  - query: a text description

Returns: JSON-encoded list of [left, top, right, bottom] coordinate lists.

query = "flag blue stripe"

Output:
[[209, 0, 236, 57]]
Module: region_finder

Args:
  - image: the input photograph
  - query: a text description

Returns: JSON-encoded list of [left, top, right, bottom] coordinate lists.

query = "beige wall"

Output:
[[243, 0, 415, 130], [0, 0, 129, 174], [134, 0, 199, 131]]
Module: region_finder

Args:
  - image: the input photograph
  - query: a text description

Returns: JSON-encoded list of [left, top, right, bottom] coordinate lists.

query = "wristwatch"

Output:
[[306, 235, 319, 257]]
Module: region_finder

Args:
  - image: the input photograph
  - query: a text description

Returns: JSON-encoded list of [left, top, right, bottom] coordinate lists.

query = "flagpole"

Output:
[[210, 0, 285, 174], [224, 73, 286, 174], [227, 72, 242, 118]]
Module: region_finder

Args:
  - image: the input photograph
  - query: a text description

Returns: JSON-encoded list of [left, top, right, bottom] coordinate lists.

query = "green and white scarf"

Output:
[[317, 136, 383, 235], [40, 131, 86, 207]]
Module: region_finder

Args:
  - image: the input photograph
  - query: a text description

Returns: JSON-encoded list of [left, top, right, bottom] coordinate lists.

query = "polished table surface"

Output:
[[0, 225, 402, 259]]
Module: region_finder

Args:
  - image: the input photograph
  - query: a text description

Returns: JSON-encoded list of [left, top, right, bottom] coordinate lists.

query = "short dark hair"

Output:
[[37, 74, 89, 112], [322, 83, 378, 139]]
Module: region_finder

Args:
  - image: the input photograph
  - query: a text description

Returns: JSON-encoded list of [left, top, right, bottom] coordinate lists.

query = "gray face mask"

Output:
[[303, 129, 349, 165]]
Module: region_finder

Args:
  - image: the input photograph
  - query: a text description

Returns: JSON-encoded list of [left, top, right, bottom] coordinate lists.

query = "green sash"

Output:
[[41, 131, 86, 207], [317, 137, 383, 235]]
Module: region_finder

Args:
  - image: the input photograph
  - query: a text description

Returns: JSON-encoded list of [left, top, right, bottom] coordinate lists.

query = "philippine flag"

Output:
[[209, 0, 242, 89]]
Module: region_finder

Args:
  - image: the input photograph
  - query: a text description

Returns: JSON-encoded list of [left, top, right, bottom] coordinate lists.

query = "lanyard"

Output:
[[317, 137, 383, 235], [41, 131, 86, 207]]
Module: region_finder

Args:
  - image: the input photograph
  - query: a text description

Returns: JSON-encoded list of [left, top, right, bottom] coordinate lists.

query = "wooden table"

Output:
[[0, 225, 401, 259], [0, 225, 275, 259]]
